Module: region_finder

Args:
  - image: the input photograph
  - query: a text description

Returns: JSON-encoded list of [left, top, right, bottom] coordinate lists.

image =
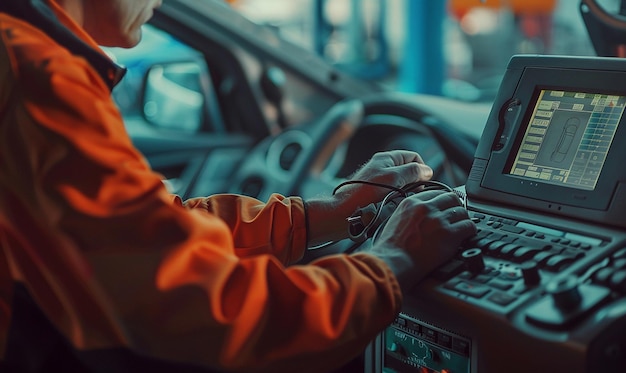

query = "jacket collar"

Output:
[[0, 0, 126, 91]]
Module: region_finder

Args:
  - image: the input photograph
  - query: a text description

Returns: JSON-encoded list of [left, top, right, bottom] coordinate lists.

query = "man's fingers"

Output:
[[449, 216, 478, 237], [400, 150, 426, 165], [391, 162, 433, 184], [445, 205, 472, 224], [409, 190, 462, 208]]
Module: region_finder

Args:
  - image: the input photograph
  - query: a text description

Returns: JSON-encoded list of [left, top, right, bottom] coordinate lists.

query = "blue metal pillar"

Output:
[[312, 0, 390, 80], [399, 0, 446, 95], [347, 0, 364, 61], [312, 0, 329, 56]]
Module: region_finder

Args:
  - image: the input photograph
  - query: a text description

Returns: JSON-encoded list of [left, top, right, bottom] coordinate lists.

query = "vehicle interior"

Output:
[[10, 0, 626, 372]]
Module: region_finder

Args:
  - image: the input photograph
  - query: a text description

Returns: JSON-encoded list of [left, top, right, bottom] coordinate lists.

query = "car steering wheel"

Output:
[[580, 0, 626, 57], [229, 94, 477, 202]]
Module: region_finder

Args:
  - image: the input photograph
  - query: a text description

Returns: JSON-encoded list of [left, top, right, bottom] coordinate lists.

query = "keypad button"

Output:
[[487, 292, 517, 306], [545, 255, 578, 271], [533, 250, 559, 266], [592, 267, 615, 286], [609, 270, 626, 293], [489, 280, 514, 291], [447, 281, 491, 298], [512, 247, 542, 263], [613, 258, 626, 270], [499, 244, 521, 259]]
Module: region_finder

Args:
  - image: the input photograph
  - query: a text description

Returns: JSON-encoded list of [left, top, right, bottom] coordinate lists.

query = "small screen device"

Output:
[[466, 55, 626, 228], [508, 89, 625, 191]]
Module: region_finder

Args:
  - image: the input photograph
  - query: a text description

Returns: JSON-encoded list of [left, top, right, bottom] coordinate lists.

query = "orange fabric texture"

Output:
[[0, 1, 402, 372]]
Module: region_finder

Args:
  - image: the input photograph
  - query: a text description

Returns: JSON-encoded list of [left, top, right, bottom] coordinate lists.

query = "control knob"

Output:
[[389, 341, 407, 357], [462, 248, 485, 273], [520, 261, 541, 286], [546, 275, 581, 310]]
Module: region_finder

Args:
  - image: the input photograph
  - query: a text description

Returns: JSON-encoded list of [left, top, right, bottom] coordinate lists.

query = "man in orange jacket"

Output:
[[0, 0, 476, 372]]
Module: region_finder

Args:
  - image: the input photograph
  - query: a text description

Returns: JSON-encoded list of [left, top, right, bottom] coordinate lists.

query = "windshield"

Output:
[[227, 0, 620, 103]]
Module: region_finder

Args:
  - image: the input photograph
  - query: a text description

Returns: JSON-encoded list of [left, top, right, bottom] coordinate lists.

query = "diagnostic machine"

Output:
[[365, 55, 626, 373]]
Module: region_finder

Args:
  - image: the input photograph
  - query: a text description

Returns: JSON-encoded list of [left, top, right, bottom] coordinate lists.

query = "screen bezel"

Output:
[[480, 67, 626, 211]]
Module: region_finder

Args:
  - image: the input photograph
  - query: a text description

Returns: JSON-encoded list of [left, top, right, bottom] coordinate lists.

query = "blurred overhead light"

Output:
[[460, 8, 500, 35]]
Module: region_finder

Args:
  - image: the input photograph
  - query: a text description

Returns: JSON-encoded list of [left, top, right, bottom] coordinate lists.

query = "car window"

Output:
[[104, 25, 214, 134]]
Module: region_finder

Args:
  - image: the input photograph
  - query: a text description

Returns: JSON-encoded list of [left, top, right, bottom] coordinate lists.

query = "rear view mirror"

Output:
[[142, 62, 204, 132]]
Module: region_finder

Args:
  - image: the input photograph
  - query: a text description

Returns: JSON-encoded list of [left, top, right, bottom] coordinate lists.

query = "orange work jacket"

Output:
[[0, 1, 401, 372]]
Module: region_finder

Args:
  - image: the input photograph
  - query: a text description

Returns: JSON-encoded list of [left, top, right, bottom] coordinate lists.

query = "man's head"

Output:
[[57, 0, 162, 48]]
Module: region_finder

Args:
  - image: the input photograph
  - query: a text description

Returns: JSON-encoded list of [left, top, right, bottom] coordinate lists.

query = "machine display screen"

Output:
[[508, 89, 626, 191], [472, 58, 626, 216]]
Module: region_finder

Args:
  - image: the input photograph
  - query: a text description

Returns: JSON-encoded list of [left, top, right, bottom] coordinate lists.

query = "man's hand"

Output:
[[337, 150, 434, 208], [305, 150, 434, 246], [363, 190, 476, 290]]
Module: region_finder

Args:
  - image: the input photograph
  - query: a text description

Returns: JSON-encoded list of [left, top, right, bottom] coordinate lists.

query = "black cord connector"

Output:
[[342, 180, 458, 245]]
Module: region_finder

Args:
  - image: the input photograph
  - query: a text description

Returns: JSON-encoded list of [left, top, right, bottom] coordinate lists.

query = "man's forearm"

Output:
[[305, 197, 356, 246]]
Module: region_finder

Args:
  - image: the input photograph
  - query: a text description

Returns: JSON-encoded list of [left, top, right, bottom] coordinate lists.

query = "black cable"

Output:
[[311, 179, 459, 252], [344, 179, 458, 249], [332, 180, 406, 196]]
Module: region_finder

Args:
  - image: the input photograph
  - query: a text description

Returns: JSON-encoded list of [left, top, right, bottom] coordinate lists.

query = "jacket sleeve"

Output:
[[6, 43, 403, 373], [181, 194, 308, 264]]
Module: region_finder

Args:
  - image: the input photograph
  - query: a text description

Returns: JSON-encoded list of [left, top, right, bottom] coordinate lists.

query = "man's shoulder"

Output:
[[0, 13, 108, 96], [0, 13, 70, 63]]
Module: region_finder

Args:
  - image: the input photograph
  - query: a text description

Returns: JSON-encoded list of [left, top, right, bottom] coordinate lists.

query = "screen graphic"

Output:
[[509, 90, 625, 190]]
